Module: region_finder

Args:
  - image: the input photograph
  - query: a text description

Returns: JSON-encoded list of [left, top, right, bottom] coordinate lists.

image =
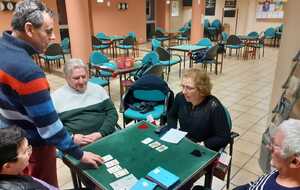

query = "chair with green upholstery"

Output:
[[40, 43, 65, 73], [176, 28, 190, 45], [263, 27, 276, 46], [60, 37, 70, 54], [151, 39, 161, 51], [225, 35, 244, 56], [91, 35, 110, 54], [121, 74, 173, 127], [195, 38, 213, 48], [155, 46, 182, 80], [116, 36, 135, 57], [222, 105, 240, 189], [89, 51, 117, 95]]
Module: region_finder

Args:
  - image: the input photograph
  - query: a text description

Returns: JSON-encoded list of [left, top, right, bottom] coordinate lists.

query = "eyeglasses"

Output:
[[181, 84, 197, 91], [267, 142, 282, 152]]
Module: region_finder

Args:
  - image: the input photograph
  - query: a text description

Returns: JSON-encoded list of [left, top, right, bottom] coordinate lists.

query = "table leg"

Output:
[[183, 52, 186, 70], [119, 74, 124, 102], [204, 164, 214, 189]]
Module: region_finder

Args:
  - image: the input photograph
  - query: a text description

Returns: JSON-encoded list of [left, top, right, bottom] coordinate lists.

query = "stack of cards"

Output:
[[141, 138, 169, 152], [102, 154, 130, 178]]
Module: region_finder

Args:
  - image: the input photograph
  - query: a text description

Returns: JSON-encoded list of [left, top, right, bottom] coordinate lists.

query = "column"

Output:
[[190, 0, 205, 44], [270, 1, 300, 110], [65, 0, 93, 63]]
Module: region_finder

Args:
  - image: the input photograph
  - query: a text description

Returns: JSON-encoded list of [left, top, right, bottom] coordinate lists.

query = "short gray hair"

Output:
[[275, 119, 300, 158], [11, 0, 54, 31], [64, 58, 89, 77]]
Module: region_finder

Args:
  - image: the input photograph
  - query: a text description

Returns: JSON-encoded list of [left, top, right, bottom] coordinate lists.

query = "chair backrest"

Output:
[[155, 47, 170, 61], [204, 19, 210, 29], [156, 27, 165, 34], [155, 30, 165, 38], [122, 36, 135, 45], [196, 38, 212, 48], [205, 45, 218, 60], [90, 51, 109, 66], [222, 105, 232, 130], [45, 43, 64, 56], [221, 32, 229, 42], [125, 75, 171, 104], [264, 27, 276, 37], [211, 19, 221, 30], [133, 90, 166, 101], [151, 39, 161, 51], [226, 35, 242, 45], [91, 35, 102, 46], [247, 31, 259, 38], [181, 28, 191, 38], [96, 32, 108, 39], [135, 52, 160, 80], [278, 24, 284, 32], [61, 37, 70, 50], [128, 32, 137, 41]]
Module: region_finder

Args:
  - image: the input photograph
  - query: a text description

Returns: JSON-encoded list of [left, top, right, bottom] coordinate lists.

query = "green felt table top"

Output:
[[64, 121, 218, 190]]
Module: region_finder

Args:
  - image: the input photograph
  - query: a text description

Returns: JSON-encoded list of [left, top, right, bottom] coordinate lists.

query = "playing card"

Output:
[[102, 154, 113, 162], [105, 159, 119, 168], [149, 141, 161, 148], [156, 145, 168, 152], [141, 137, 153, 144], [114, 169, 129, 178], [107, 165, 122, 174]]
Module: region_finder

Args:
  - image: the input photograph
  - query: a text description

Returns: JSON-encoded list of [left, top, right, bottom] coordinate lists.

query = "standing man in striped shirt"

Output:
[[233, 119, 300, 190], [0, 0, 102, 187]]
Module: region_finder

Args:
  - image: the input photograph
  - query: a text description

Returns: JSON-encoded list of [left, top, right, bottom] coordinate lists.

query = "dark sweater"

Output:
[[167, 93, 230, 151]]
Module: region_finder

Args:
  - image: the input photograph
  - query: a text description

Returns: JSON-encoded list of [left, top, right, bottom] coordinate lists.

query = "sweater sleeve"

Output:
[[167, 93, 180, 129], [203, 101, 231, 151], [98, 99, 118, 136], [18, 73, 83, 160]]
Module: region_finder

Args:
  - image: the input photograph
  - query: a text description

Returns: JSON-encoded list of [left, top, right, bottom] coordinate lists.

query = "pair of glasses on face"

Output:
[[181, 84, 197, 91]]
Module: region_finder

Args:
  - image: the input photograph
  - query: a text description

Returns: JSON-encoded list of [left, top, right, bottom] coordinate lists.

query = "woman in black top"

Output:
[[167, 68, 230, 151]]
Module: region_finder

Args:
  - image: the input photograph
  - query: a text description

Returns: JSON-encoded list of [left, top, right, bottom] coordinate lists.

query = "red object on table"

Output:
[[116, 56, 134, 69], [138, 124, 149, 129]]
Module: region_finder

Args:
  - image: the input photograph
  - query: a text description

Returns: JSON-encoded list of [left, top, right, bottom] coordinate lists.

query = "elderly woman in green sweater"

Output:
[[52, 58, 118, 146]]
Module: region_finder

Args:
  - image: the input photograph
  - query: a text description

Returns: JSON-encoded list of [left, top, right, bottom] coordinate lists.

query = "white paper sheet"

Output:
[[160, 128, 187, 144]]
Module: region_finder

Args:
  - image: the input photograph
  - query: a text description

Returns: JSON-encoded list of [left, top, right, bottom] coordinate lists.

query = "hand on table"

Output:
[[80, 151, 103, 168]]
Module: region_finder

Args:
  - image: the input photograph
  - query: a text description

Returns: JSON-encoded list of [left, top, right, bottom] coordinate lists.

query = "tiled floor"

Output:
[[46, 44, 278, 190]]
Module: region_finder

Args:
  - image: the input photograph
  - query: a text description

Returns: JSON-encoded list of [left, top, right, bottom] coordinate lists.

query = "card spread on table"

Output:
[[142, 137, 154, 144], [149, 141, 161, 148], [105, 159, 119, 168], [114, 168, 129, 178], [102, 154, 113, 162], [107, 165, 122, 174], [156, 145, 168, 152]]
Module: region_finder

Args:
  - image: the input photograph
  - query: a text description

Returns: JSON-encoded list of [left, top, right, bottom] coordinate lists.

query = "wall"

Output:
[[90, 0, 146, 43], [270, 0, 300, 110], [169, 0, 184, 32], [0, 0, 61, 42], [181, 0, 283, 35]]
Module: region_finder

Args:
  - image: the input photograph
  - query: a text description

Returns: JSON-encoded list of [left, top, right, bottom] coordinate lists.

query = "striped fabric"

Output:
[[235, 170, 300, 190], [0, 32, 82, 159]]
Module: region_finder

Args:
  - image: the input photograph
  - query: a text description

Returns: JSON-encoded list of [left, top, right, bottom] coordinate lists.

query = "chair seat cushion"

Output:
[[176, 36, 188, 40], [89, 77, 108, 87], [226, 45, 243, 49], [40, 55, 63, 60], [93, 44, 110, 49], [159, 56, 181, 66], [124, 104, 164, 120], [117, 45, 133, 49]]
